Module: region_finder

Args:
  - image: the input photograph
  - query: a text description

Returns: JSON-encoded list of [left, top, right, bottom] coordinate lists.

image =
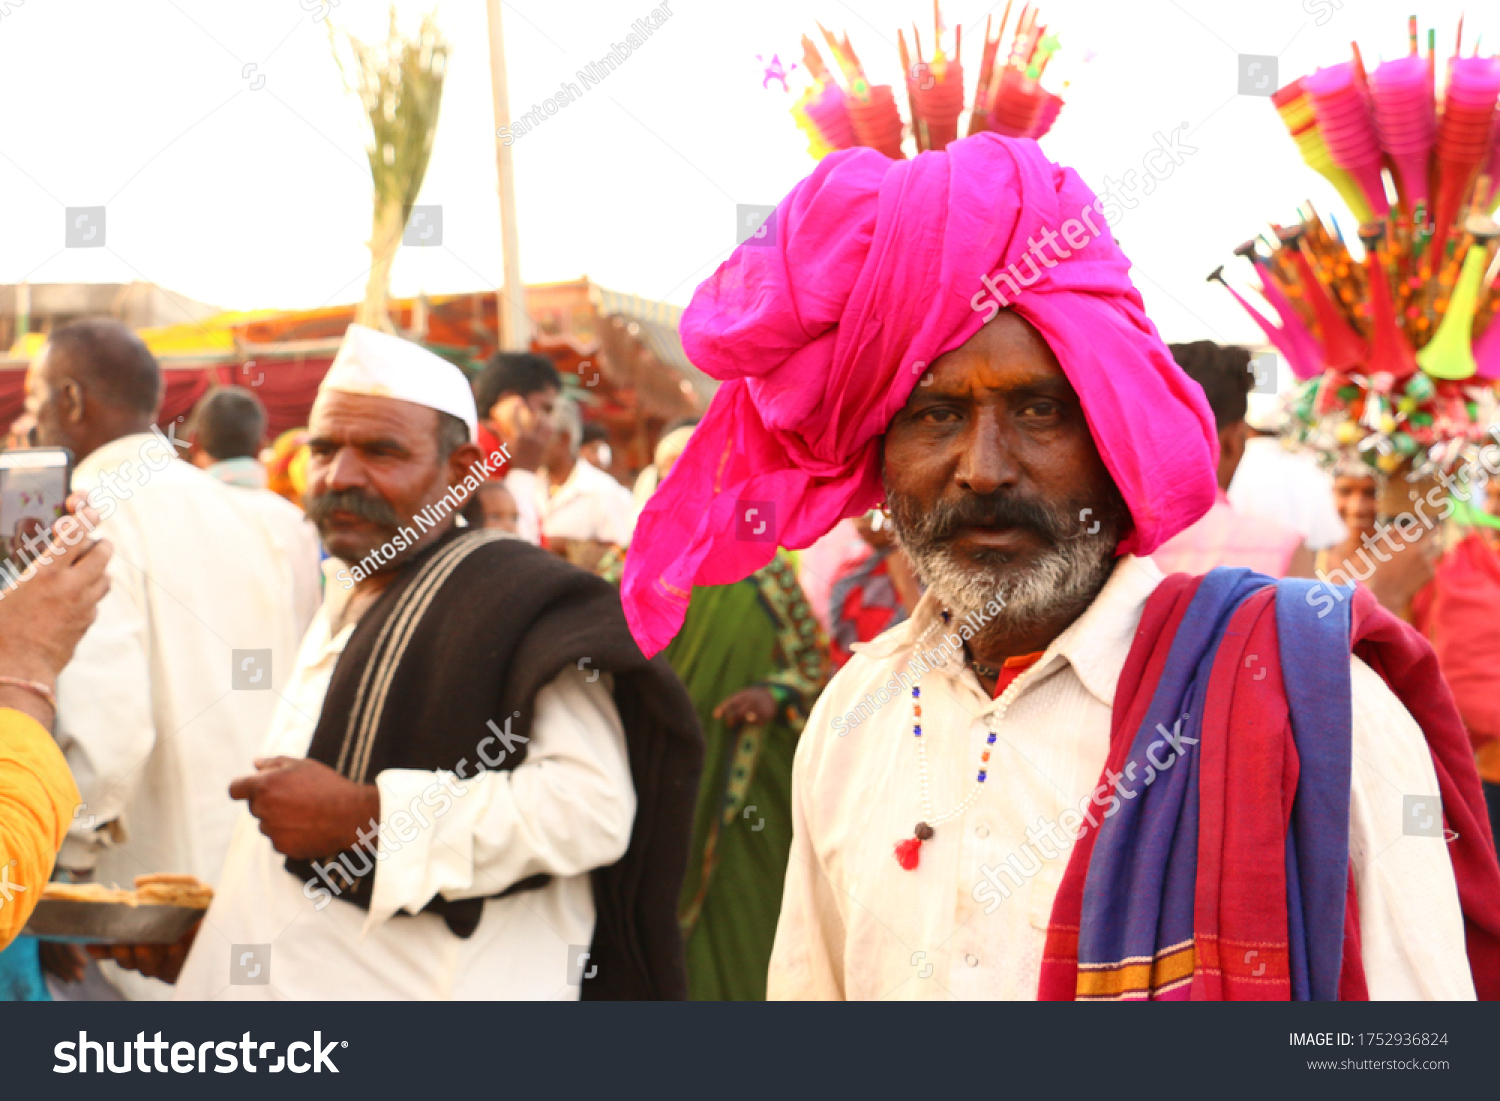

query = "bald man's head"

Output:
[[27, 318, 162, 461]]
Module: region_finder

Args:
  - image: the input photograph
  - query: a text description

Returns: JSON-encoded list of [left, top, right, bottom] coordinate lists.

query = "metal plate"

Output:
[[21, 899, 204, 945]]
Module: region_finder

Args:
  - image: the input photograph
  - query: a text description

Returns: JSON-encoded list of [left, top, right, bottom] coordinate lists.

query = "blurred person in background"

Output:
[[1317, 462, 1380, 580], [461, 479, 520, 535], [604, 421, 829, 999], [538, 397, 634, 572], [4, 412, 35, 450], [23, 319, 306, 1000], [188, 386, 323, 638], [0, 499, 111, 998], [626, 417, 698, 545], [1316, 461, 1441, 621], [1228, 393, 1347, 552], [579, 422, 615, 480], [264, 426, 311, 510], [1152, 341, 1313, 578], [471, 352, 561, 545], [827, 508, 923, 668], [796, 518, 872, 635]]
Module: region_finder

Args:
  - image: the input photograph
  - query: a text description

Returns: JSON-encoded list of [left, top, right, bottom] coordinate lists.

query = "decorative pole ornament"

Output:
[[1212, 19, 1500, 483], [781, 2, 1067, 162]]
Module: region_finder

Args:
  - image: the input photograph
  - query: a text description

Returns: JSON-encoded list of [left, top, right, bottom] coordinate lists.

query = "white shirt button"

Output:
[[975, 825, 990, 838], [965, 954, 979, 967]]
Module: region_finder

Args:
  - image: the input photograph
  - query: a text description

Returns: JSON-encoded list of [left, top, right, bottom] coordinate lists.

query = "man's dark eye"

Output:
[[920, 407, 961, 424]]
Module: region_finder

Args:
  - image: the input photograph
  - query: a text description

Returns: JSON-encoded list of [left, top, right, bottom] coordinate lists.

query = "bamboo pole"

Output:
[[486, 0, 530, 352]]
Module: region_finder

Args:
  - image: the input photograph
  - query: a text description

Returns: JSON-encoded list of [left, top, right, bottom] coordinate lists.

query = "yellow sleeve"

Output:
[[0, 708, 80, 949]]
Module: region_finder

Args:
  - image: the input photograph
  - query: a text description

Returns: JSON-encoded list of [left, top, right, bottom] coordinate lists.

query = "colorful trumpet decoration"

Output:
[[1272, 79, 1376, 225], [789, 37, 857, 159], [1357, 224, 1419, 381], [784, 2, 1066, 161], [1418, 214, 1500, 380], [1214, 19, 1500, 479]]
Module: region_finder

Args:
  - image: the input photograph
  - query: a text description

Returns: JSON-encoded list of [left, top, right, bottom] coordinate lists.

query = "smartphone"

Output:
[[0, 447, 73, 564]]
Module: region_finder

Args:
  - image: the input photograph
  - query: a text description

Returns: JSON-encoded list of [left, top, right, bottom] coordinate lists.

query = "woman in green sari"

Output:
[[603, 424, 828, 999]]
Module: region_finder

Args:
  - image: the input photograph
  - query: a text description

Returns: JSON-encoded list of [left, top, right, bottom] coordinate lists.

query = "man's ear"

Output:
[[446, 441, 485, 496], [60, 379, 87, 426], [1225, 419, 1248, 458], [1217, 419, 1247, 478]]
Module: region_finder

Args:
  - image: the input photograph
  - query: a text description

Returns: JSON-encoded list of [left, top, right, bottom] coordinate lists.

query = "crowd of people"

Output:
[[1, 130, 1498, 1001]]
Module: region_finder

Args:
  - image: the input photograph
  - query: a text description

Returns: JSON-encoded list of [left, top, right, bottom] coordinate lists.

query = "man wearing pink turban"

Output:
[[626, 134, 1500, 1001]]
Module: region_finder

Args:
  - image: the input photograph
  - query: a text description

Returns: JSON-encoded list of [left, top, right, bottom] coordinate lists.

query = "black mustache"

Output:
[[923, 493, 1067, 544], [304, 487, 401, 529]]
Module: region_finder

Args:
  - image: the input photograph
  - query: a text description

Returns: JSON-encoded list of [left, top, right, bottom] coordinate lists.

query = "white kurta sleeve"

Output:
[[1347, 656, 1476, 999], [602, 490, 636, 547], [504, 468, 543, 546], [52, 529, 155, 873], [767, 700, 847, 1000], [365, 665, 635, 928]]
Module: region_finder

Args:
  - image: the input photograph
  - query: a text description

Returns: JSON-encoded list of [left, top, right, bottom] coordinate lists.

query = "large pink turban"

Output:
[[624, 134, 1216, 656]]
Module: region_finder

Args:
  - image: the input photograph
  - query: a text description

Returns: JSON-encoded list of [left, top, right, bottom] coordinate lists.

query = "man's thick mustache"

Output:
[[899, 492, 1067, 545], [304, 487, 401, 529]]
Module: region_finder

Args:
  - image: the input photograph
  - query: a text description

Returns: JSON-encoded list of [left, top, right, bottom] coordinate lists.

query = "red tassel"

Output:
[[895, 837, 923, 870]]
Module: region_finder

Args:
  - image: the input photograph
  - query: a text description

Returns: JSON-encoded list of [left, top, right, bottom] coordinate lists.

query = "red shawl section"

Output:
[[1040, 576, 1500, 1000]]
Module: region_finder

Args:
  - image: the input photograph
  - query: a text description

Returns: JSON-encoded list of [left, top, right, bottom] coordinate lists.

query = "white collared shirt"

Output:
[[1228, 435, 1348, 551], [538, 458, 634, 547], [768, 556, 1474, 1000], [504, 468, 543, 546], [173, 559, 636, 1000]]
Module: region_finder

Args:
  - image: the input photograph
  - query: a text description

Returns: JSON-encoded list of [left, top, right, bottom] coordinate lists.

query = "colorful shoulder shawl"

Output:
[[1039, 569, 1500, 1000]]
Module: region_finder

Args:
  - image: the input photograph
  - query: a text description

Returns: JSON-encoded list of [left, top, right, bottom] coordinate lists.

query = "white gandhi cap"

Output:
[[319, 323, 478, 440]]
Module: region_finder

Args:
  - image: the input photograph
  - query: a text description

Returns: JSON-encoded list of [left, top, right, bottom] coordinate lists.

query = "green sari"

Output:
[[602, 549, 828, 999]]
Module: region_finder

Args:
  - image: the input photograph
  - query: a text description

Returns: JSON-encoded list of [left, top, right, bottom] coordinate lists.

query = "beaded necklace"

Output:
[[894, 611, 1037, 871]]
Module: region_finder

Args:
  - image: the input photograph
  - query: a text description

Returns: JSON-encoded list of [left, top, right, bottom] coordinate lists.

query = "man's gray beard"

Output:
[[885, 483, 1126, 635], [901, 530, 1120, 632]]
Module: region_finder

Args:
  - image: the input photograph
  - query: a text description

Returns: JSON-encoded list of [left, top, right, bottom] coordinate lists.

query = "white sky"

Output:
[[0, 0, 1487, 344]]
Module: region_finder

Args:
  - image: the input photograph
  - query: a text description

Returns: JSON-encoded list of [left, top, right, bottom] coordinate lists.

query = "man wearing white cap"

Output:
[[144, 325, 702, 1000]]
